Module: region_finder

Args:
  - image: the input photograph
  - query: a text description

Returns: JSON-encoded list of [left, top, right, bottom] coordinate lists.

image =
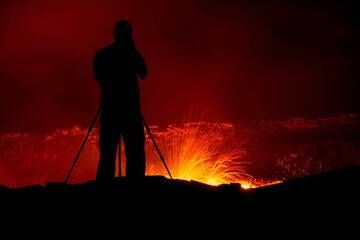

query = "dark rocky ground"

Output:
[[1, 165, 359, 199], [1, 166, 358, 226]]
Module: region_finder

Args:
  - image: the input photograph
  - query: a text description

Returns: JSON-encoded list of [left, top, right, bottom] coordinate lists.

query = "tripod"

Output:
[[64, 108, 173, 183]]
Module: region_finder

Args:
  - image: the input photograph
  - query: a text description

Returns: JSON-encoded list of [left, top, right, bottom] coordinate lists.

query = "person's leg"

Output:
[[96, 125, 121, 182], [122, 119, 146, 179]]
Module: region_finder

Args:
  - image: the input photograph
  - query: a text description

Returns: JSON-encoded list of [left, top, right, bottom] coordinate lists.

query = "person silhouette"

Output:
[[93, 20, 148, 182]]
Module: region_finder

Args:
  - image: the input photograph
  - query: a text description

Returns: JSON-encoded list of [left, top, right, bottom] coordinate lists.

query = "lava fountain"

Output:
[[144, 122, 249, 186]]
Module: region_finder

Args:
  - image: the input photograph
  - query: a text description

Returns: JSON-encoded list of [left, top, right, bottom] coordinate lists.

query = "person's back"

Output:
[[93, 20, 148, 182]]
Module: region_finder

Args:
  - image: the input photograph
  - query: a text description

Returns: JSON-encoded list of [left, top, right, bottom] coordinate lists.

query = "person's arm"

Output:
[[135, 50, 148, 80]]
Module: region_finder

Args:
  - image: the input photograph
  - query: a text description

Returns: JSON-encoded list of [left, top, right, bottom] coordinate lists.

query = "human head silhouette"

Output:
[[113, 20, 133, 42]]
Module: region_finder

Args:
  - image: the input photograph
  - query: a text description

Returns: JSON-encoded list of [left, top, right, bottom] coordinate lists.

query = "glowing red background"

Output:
[[0, 1, 358, 133]]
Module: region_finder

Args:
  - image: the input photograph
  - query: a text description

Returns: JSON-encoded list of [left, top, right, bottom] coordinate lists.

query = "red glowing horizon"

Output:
[[1, 114, 358, 188]]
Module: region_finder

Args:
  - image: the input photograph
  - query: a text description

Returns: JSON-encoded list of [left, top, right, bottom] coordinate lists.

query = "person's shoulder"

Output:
[[135, 49, 143, 55], [94, 45, 114, 59], [95, 47, 108, 57], [133, 49, 145, 60]]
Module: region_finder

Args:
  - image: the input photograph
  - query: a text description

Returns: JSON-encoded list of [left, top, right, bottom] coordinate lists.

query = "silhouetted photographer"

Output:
[[93, 20, 148, 182]]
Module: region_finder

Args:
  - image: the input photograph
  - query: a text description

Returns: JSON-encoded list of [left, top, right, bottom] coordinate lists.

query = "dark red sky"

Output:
[[0, 0, 358, 132]]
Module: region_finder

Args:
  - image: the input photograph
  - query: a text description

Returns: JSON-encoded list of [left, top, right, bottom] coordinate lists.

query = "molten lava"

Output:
[[144, 122, 249, 186], [1, 114, 358, 189], [0, 122, 264, 188]]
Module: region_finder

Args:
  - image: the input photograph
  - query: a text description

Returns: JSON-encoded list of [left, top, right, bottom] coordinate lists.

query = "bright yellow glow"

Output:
[[144, 122, 250, 185]]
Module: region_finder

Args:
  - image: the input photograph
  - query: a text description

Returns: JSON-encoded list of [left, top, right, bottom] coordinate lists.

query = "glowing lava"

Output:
[[144, 122, 249, 186], [0, 122, 274, 188]]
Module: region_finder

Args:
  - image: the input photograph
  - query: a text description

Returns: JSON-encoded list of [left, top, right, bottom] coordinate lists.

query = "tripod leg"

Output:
[[141, 115, 173, 180], [118, 139, 122, 177], [64, 108, 101, 183]]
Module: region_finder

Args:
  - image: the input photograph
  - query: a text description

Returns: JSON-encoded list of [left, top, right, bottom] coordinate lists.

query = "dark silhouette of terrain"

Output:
[[1, 165, 359, 198]]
